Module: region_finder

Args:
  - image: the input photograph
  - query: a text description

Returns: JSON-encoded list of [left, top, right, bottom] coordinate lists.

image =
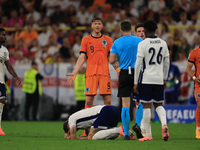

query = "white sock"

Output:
[[92, 127, 120, 140], [156, 106, 167, 127], [143, 108, 151, 138], [0, 103, 4, 128], [140, 118, 146, 136]]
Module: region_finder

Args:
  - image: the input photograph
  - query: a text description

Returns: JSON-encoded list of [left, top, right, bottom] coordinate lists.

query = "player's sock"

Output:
[[135, 103, 143, 127], [143, 108, 152, 138], [156, 106, 167, 127], [140, 119, 146, 136], [0, 103, 4, 128], [121, 107, 130, 136], [84, 104, 92, 109], [92, 127, 120, 140], [196, 108, 200, 130]]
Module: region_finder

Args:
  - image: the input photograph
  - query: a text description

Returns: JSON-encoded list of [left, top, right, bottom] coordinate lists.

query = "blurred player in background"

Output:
[[63, 105, 135, 140], [134, 20, 170, 141], [187, 47, 200, 139], [66, 17, 113, 108], [0, 28, 21, 135], [109, 21, 143, 140]]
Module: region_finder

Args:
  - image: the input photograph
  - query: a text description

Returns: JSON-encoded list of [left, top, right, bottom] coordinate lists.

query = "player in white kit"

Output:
[[134, 20, 170, 141], [0, 28, 21, 135], [63, 105, 135, 140]]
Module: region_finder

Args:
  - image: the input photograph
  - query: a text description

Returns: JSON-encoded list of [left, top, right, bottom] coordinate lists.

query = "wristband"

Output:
[[193, 76, 196, 81], [115, 68, 120, 73]]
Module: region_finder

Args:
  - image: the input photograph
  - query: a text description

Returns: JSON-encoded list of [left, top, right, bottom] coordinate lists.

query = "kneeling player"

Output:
[[63, 105, 135, 140]]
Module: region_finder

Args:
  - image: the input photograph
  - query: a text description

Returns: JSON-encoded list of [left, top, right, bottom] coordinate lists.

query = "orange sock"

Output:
[[196, 108, 200, 127], [85, 104, 93, 109]]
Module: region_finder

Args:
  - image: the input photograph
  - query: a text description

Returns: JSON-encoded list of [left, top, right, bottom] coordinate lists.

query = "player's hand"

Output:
[[195, 77, 200, 84], [66, 73, 76, 85], [65, 133, 70, 139], [16, 77, 21, 85], [164, 80, 167, 90], [133, 84, 139, 95]]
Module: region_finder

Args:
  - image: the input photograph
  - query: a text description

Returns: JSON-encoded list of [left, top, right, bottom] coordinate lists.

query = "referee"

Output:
[[109, 21, 143, 140]]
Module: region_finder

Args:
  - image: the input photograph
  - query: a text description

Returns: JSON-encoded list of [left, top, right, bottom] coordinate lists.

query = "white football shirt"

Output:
[[68, 105, 104, 129], [137, 37, 169, 84], [0, 45, 9, 84]]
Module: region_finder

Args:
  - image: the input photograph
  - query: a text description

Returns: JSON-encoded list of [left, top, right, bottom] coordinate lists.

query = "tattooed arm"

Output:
[[88, 128, 101, 140], [68, 126, 77, 139], [109, 53, 120, 73]]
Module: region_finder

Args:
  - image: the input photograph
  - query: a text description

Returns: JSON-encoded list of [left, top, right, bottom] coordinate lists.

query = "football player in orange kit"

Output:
[[187, 46, 200, 139], [66, 17, 113, 109]]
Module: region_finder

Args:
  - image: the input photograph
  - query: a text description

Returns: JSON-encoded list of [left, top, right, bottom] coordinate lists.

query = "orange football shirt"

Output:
[[188, 46, 200, 88], [80, 34, 113, 77]]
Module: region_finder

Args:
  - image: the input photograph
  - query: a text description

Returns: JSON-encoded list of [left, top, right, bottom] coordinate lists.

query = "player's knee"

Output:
[[0, 98, 6, 104], [103, 96, 111, 105]]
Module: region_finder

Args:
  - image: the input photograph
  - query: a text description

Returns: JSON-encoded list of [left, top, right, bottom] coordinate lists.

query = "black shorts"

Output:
[[118, 69, 134, 97]]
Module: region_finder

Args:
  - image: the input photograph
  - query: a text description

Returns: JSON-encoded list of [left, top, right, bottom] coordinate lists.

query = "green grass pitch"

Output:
[[0, 121, 199, 150]]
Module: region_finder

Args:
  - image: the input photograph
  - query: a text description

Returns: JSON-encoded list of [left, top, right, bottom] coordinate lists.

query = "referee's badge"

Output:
[[102, 40, 107, 45]]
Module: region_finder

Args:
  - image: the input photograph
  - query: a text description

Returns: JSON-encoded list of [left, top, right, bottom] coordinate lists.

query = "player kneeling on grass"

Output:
[[63, 105, 135, 140]]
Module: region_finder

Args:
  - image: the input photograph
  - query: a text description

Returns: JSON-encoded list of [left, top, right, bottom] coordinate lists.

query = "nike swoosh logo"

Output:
[[89, 42, 93, 44]]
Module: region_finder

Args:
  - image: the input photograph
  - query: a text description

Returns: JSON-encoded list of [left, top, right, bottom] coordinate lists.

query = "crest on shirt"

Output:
[[197, 93, 200, 98], [86, 87, 90, 92], [102, 40, 107, 46]]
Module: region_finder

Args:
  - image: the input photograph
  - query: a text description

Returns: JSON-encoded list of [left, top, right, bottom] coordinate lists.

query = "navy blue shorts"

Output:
[[165, 90, 179, 104], [138, 84, 164, 103], [0, 83, 6, 99], [92, 105, 120, 129]]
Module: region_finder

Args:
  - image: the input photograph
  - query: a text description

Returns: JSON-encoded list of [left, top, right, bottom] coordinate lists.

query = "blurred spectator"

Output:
[[25, 16, 39, 28], [165, 61, 181, 104], [0, 5, 5, 19], [130, 15, 138, 26], [160, 23, 170, 42], [26, 5, 41, 24], [19, 23, 38, 47], [80, 0, 94, 9], [148, 0, 165, 13], [89, 0, 111, 12], [40, 0, 57, 17], [47, 35, 61, 56], [14, 50, 29, 66], [29, 39, 41, 54], [42, 16, 52, 27], [82, 24, 92, 37], [72, 35, 82, 59], [111, 24, 121, 41], [16, 38, 29, 57], [50, 5, 64, 24], [191, 36, 200, 49], [68, 27, 79, 46], [139, 6, 150, 23], [191, 11, 200, 32], [173, 28, 182, 43], [57, 0, 71, 11], [57, 30, 67, 45], [176, 50, 187, 63], [6, 9, 23, 27], [9, 49, 17, 65], [59, 37, 73, 61], [0, 16, 8, 28], [69, 15, 81, 28], [167, 36, 179, 62], [18, 4, 27, 26], [111, 5, 122, 22], [93, 5, 103, 19], [11, 22, 22, 43], [172, 0, 184, 22], [51, 23, 59, 43], [64, 4, 76, 25], [176, 36, 190, 59], [165, 8, 177, 25], [1, 0, 21, 17], [76, 4, 90, 25], [180, 0, 190, 13], [105, 14, 118, 34], [183, 24, 198, 46], [177, 11, 192, 35], [37, 24, 51, 47], [129, 2, 139, 19]]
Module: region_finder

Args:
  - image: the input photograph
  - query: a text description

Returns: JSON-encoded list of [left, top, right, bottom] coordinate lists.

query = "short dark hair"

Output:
[[135, 23, 144, 32], [63, 120, 69, 133], [31, 61, 37, 66], [144, 20, 158, 32], [0, 28, 5, 32], [120, 21, 132, 32], [91, 17, 103, 24]]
